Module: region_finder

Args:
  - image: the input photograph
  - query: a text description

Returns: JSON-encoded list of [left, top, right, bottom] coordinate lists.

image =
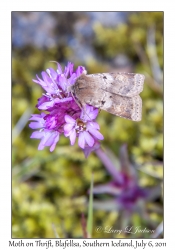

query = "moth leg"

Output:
[[70, 89, 94, 121], [70, 89, 83, 109]]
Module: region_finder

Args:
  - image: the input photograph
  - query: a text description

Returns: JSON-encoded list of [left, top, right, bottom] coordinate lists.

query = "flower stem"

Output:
[[95, 147, 124, 185]]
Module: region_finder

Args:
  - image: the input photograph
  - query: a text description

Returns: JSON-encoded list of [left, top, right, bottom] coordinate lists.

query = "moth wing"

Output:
[[88, 72, 145, 97], [82, 90, 142, 121], [72, 73, 143, 121]]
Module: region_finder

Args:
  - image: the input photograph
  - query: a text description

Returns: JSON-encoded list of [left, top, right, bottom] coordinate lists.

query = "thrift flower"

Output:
[[29, 62, 104, 155], [64, 109, 104, 149], [93, 146, 151, 212]]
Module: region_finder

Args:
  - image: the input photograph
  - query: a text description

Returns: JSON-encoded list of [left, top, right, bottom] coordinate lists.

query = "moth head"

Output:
[[66, 69, 87, 94], [67, 84, 74, 94]]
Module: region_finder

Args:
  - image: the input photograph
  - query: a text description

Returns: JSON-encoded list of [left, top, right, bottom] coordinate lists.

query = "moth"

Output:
[[71, 72, 145, 121]]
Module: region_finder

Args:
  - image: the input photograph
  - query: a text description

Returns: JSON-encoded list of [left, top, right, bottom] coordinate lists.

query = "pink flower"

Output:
[[64, 105, 104, 149], [29, 62, 104, 155], [29, 114, 60, 152]]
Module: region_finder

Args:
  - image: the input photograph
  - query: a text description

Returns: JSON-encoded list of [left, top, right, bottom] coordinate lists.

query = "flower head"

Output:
[[29, 62, 103, 155], [64, 105, 104, 149], [93, 146, 149, 212]]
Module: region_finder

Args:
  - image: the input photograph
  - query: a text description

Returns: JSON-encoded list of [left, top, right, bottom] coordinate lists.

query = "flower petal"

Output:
[[38, 131, 52, 149], [83, 141, 101, 158], [87, 121, 100, 130], [75, 66, 86, 77], [81, 105, 99, 121], [78, 132, 85, 149], [56, 62, 63, 74], [64, 115, 76, 124], [88, 127, 104, 140], [49, 133, 60, 152], [58, 74, 67, 91], [46, 68, 57, 79], [44, 134, 55, 147], [30, 131, 44, 139], [68, 73, 77, 85], [38, 100, 56, 110], [69, 129, 77, 145], [29, 122, 43, 129], [41, 71, 52, 84], [83, 131, 94, 147], [29, 114, 44, 121], [64, 124, 75, 136]]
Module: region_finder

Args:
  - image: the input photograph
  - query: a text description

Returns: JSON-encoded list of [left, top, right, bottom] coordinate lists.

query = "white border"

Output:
[[1, 1, 174, 249]]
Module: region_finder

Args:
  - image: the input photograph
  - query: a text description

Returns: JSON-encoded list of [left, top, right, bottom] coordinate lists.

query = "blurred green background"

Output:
[[12, 12, 163, 238]]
